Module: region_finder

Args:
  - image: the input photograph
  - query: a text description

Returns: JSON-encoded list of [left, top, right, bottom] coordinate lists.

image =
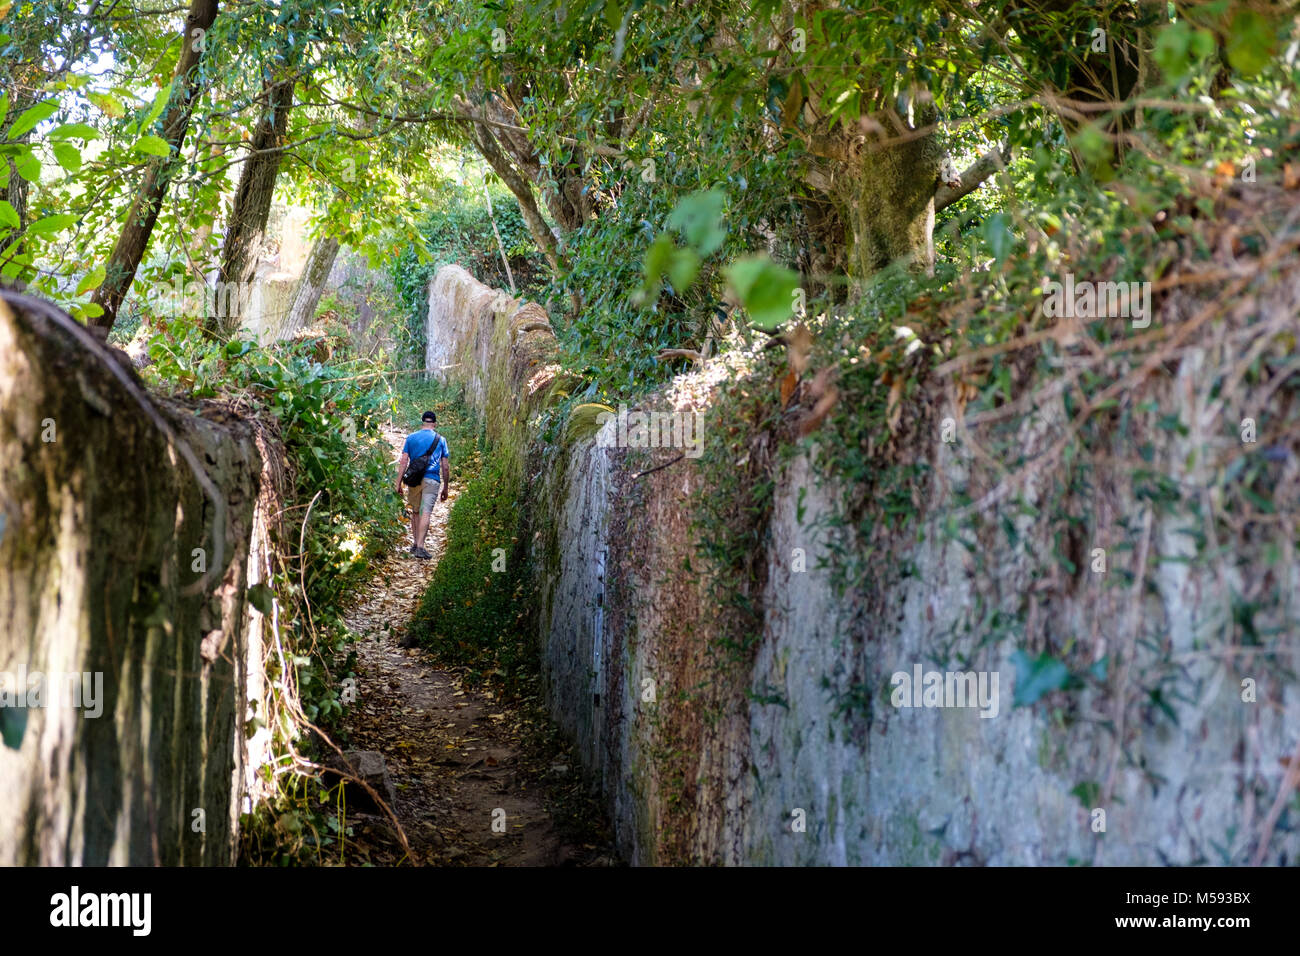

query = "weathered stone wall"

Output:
[[427, 262, 1300, 866], [425, 265, 506, 407], [243, 272, 296, 344], [0, 291, 273, 865]]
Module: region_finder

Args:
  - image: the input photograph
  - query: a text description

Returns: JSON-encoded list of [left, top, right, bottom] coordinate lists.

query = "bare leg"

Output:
[[414, 509, 431, 551]]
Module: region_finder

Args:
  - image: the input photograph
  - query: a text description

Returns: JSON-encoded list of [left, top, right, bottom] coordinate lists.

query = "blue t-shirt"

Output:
[[403, 430, 449, 482]]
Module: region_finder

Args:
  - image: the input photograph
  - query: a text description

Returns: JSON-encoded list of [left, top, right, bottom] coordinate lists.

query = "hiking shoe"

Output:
[[413, 547, 432, 560]]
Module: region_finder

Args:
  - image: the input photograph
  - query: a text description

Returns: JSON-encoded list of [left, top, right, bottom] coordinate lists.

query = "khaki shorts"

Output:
[[405, 478, 441, 515]]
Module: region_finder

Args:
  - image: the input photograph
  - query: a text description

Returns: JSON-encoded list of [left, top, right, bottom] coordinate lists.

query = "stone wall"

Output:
[[0, 291, 275, 865], [243, 271, 297, 344], [426, 262, 1300, 866]]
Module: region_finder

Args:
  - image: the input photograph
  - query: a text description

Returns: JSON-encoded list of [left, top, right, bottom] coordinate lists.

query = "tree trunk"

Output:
[[210, 75, 294, 337], [802, 118, 944, 289], [842, 132, 943, 279], [88, 0, 220, 339], [468, 120, 563, 273], [484, 89, 592, 234], [278, 232, 340, 339]]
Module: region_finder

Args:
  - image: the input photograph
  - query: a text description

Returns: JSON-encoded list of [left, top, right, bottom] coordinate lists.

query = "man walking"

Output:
[[395, 411, 450, 559]]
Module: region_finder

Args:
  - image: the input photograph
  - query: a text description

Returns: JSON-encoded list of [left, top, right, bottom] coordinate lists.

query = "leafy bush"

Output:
[[144, 316, 401, 723]]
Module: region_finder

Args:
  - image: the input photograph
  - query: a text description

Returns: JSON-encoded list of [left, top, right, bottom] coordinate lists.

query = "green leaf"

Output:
[[1089, 656, 1109, 682], [52, 142, 81, 173], [50, 122, 99, 142], [247, 582, 275, 616], [724, 255, 800, 331], [1011, 649, 1071, 708], [6, 99, 58, 139], [1148, 687, 1179, 726], [87, 91, 125, 118], [666, 189, 727, 256], [643, 233, 675, 285], [1188, 26, 1217, 61], [26, 214, 77, 236], [141, 83, 173, 131], [14, 148, 39, 182], [1, 705, 27, 750], [982, 212, 1013, 264], [0, 199, 17, 230], [1069, 781, 1101, 810], [75, 264, 106, 296], [666, 247, 700, 291], [0, 93, 8, 132], [133, 134, 172, 157], [1070, 123, 1110, 166], [1226, 9, 1274, 76], [1153, 23, 1187, 79], [1153, 22, 1214, 81]]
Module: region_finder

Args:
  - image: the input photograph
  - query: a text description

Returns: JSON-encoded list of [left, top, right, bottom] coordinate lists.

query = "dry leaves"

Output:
[[795, 367, 840, 436], [784, 322, 814, 375], [779, 369, 798, 407]]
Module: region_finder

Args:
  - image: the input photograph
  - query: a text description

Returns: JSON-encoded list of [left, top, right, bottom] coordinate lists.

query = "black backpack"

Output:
[[402, 431, 442, 486]]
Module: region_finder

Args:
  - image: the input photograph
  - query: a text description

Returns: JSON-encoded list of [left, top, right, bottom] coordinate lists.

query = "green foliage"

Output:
[[239, 767, 357, 866], [390, 164, 547, 364], [1011, 650, 1073, 708], [407, 454, 534, 695], [145, 316, 401, 724], [551, 133, 804, 398]]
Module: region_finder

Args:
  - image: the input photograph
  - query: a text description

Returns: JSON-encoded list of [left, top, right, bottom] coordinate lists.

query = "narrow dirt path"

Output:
[[333, 427, 614, 866]]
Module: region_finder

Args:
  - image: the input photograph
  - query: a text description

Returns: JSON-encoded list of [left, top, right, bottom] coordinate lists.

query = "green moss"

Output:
[[388, 377, 499, 683], [408, 447, 534, 695], [1037, 727, 1053, 770], [890, 808, 941, 866]]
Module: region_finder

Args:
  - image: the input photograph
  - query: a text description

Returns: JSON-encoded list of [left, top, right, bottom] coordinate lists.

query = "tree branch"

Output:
[[935, 145, 1011, 212]]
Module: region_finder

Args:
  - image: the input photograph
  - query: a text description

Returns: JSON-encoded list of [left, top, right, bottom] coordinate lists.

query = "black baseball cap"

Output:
[[421, 411, 437, 423]]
